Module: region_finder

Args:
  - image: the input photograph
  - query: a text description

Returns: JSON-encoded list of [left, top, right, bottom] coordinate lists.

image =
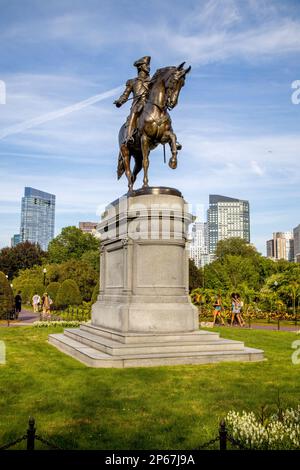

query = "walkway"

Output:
[[0, 309, 39, 327]]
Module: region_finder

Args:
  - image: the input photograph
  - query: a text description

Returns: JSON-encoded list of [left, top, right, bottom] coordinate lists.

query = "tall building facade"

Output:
[[11, 234, 20, 247], [189, 222, 211, 268], [20, 187, 55, 251], [293, 224, 300, 263], [266, 232, 294, 262], [207, 195, 250, 254]]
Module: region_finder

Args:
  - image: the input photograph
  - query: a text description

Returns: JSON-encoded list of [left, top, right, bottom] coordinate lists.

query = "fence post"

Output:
[[219, 419, 227, 450], [277, 318, 280, 331], [26, 417, 36, 450]]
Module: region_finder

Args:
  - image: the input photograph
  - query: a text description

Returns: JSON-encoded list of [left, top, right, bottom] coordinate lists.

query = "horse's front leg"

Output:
[[141, 134, 150, 187], [121, 144, 133, 191], [166, 130, 178, 170]]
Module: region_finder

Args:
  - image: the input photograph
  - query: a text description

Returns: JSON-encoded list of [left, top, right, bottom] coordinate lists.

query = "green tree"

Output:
[[0, 242, 46, 280], [204, 255, 260, 292], [0, 271, 14, 319], [13, 260, 98, 302], [46, 282, 61, 304], [56, 279, 82, 309], [48, 226, 100, 263], [81, 249, 100, 272], [215, 237, 258, 260], [189, 259, 203, 292]]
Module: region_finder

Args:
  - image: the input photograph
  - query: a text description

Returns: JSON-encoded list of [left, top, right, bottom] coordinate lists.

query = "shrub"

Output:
[[0, 271, 14, 319], [46, 282, 61, 304], [33, 320, 82, 328], [56, 279, 82, 309]]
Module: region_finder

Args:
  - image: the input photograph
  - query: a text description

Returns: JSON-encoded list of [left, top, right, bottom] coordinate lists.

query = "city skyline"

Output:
[[0, 0, 300, 254], [20, 187, 56, 251]]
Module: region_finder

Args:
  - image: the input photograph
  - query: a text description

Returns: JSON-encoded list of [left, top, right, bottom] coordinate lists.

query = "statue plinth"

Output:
[[92, 187, 198, 333], [49, 188, 264, 367]]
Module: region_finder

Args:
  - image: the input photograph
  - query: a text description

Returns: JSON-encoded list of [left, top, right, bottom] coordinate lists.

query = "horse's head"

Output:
[[165, 62, 191, 109]]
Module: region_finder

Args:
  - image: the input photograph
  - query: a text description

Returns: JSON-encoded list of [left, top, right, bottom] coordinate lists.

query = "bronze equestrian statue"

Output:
[[115, 56, 191, 191]]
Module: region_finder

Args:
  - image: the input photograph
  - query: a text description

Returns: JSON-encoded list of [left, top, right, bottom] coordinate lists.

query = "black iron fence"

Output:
[[39, 307, 91, 323], [0, 418, 61, 451], [0, 417, 244, 451], [196, 420, 246, 450]]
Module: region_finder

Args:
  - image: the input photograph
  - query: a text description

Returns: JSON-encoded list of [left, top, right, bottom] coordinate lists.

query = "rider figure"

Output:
[[114, 56, 151, 145]]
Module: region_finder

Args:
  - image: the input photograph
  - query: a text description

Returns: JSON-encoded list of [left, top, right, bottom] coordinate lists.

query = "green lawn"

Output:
[[0, 326, 299, 450]]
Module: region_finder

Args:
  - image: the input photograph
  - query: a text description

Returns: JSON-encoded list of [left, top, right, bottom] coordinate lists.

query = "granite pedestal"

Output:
[[49, 187, 264, 367]]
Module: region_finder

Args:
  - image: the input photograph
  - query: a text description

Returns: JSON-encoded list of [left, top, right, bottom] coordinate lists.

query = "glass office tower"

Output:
[[20, 187, 55, 251], [207, 195, 250, 254]]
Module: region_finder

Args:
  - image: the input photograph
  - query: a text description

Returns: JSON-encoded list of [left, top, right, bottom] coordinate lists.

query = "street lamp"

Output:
[[43, 268, 47, 286]]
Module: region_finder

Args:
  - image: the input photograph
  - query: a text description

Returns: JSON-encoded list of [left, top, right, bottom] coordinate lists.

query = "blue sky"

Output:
[[0, 0, 299, 254]]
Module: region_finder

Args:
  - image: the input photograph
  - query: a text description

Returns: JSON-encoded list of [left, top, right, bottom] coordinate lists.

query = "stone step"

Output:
[[80, 323, 221, 344], [48, 333, 264, 368], [64, 328, 246, 356]]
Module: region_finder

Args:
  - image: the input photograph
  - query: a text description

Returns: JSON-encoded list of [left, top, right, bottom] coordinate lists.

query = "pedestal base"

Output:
[[49, 323, 264, 368], [49, 187, 264, 367]]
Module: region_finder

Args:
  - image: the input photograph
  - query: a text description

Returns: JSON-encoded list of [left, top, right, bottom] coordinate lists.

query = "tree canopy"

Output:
[[0, 271, 14, 319], [47, 226, 100, 264], [215, 237, 258, 260], [0, 241, 46, 280]]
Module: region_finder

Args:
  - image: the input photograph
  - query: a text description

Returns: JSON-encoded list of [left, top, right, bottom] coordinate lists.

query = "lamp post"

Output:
[[43, 268, 47, 287]]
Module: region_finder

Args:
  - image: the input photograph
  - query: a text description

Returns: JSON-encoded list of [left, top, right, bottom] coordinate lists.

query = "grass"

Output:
[[0, 326, 299, 450]]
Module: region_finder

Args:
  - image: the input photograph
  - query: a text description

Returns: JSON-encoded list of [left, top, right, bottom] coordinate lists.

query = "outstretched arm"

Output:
[[114, 80, 133, 107]]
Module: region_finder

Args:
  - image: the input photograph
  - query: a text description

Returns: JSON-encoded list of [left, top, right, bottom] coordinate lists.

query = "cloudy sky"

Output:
[[0, 0, 299, 254]]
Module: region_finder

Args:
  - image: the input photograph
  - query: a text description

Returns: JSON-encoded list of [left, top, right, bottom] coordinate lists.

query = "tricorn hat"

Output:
[[133, 56, 151, 68]]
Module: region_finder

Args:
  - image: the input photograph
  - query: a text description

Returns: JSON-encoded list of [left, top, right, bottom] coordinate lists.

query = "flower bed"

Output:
[[226, 406, 300, 449]]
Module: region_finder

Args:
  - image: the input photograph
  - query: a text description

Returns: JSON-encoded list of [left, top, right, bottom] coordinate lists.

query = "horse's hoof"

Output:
[[168, 158, 177, 170], [142, 183, 149, 188], [176, 142, 182, 151]]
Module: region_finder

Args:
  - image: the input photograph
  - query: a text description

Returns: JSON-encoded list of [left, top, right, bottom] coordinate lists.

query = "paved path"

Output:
[[201, 321, 300, 333], [0, 309, 39, 327]]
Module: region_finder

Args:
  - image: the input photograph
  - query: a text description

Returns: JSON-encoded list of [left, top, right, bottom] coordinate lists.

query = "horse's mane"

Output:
[[149, 67, 177, 88]]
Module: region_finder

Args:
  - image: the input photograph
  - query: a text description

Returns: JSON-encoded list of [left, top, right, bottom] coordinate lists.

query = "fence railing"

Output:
[[0, 418, 61, 451], [0, 417, 244, 451], [196, 420, 246, 450]]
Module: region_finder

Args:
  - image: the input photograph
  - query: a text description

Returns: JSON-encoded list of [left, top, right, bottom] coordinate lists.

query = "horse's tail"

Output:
[[117, 152, 125, 180], [117, 124, 126, 179]]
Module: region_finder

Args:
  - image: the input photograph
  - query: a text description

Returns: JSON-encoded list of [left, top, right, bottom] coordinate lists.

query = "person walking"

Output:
[[231, 293, 245, 327], [14, 291, 22, 319], [41, 292, 52, 317], [32, 293, 41, 313], [212, 294, 225, 327]]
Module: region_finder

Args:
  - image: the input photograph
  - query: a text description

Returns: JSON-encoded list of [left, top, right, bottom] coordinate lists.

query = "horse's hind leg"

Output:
[[132, 152, 143, 186], [121, 143, 133, 191]]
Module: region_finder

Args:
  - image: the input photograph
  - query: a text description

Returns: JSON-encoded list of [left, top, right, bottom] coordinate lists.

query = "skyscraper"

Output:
[[20, 187, 55, 251], [11, 234, 20, 247], [293, 224, 300, 263], [207, 195, 250, 254], [189, 222, 210, 268], [266, 232, 294, 262]]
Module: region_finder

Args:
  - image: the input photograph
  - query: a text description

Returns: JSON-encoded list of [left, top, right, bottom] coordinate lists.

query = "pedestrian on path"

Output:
[[230, 293, 245, 327], [14, 291, 22, 319], [32, 293, 41, 313], [41, 292, 52, 317], [212, 294, 225, 327]]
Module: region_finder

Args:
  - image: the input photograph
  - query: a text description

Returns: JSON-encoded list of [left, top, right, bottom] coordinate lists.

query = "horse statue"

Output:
[[117, 62, 191, 191]]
